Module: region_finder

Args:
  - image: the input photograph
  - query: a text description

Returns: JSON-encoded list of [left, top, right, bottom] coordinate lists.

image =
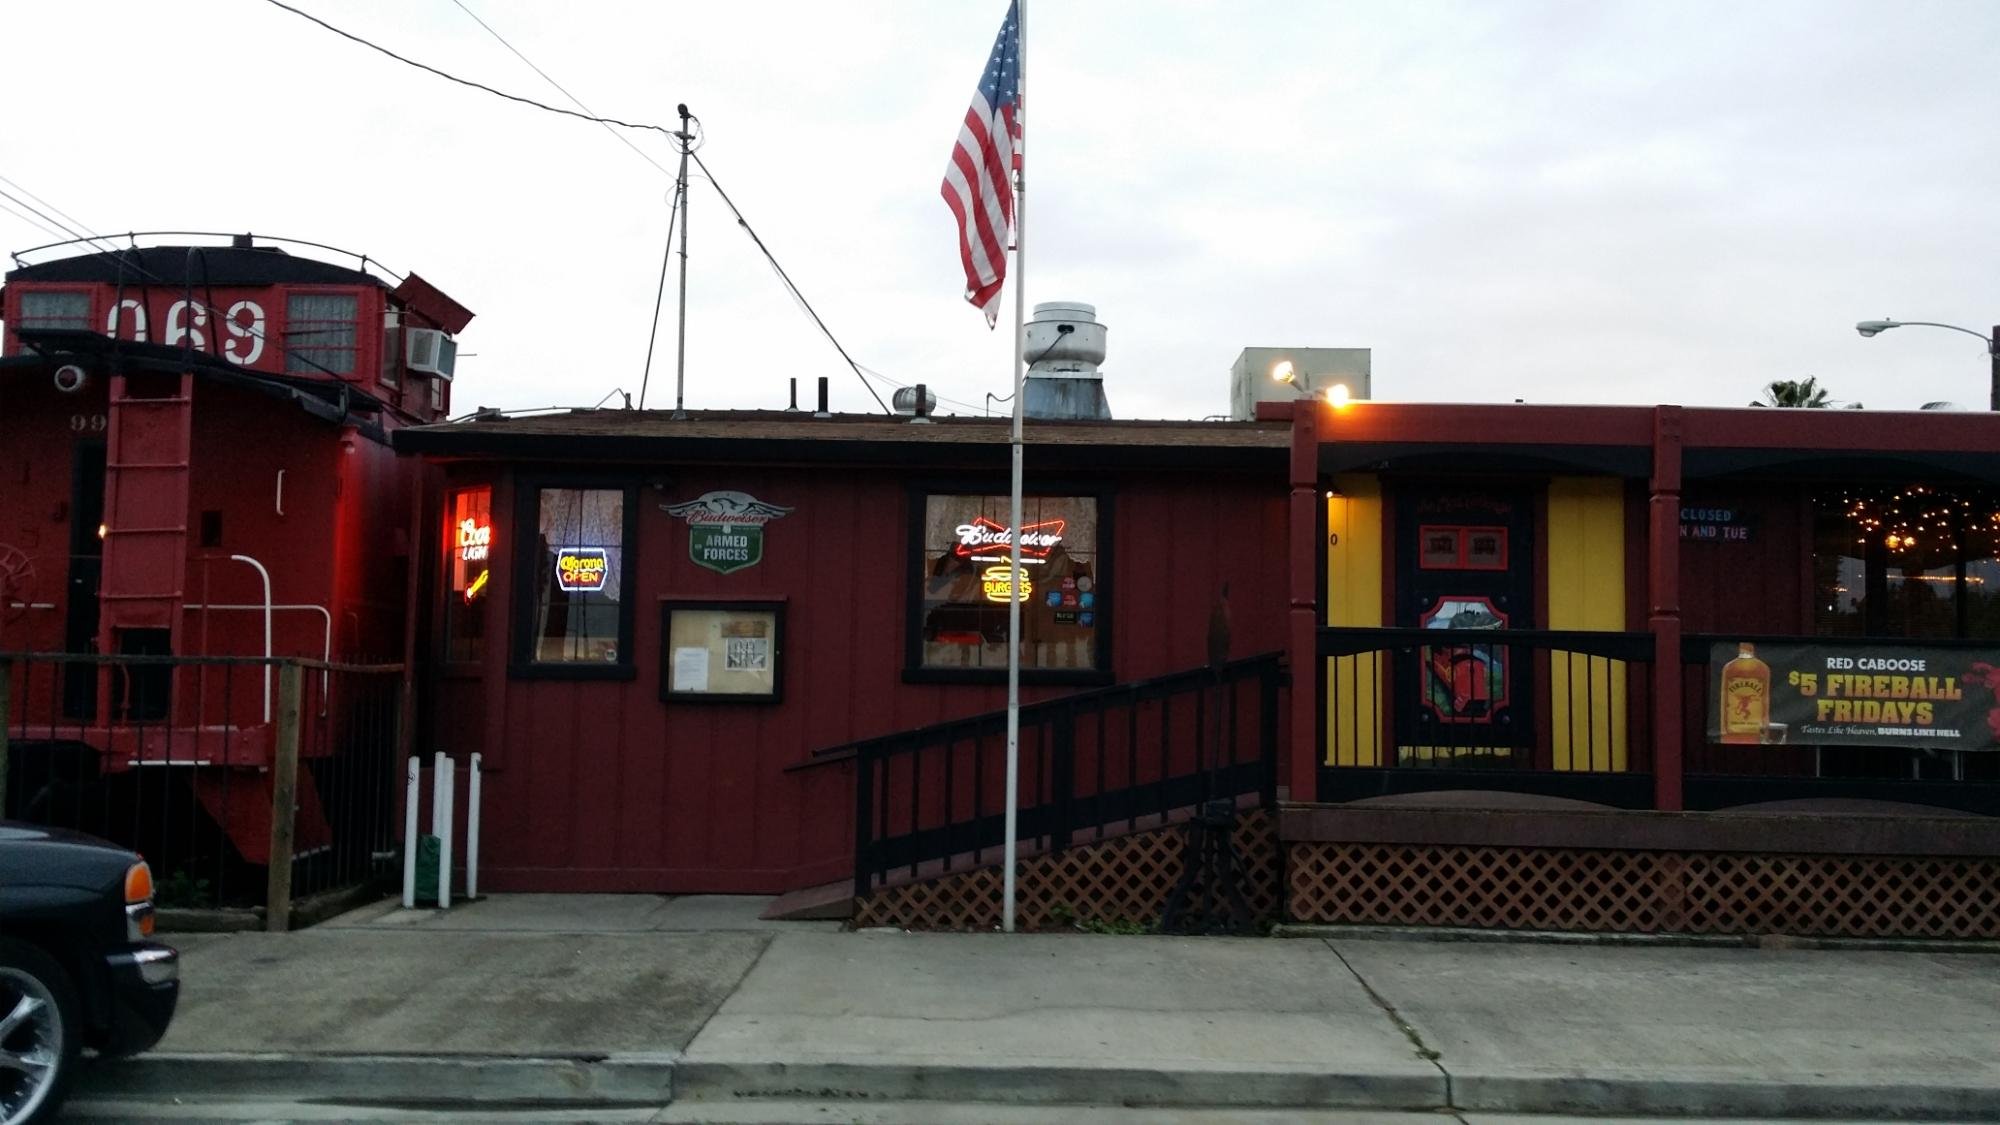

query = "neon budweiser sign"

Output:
[[953, 516, 1066, 559]]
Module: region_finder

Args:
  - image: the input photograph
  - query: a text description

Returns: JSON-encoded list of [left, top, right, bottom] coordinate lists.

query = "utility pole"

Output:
[[672, 104, 694, 420]]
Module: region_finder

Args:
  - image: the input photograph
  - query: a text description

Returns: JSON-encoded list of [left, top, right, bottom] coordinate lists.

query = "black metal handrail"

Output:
[[835, 653, 1284, 899], [803, 653, 1286, 769]]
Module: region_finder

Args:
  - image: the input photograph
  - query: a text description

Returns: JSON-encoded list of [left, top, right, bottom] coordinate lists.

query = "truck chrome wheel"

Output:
[[0, 967, 62, 1125]]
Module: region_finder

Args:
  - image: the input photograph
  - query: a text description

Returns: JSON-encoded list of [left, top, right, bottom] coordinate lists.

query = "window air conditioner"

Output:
[[406, 328, 457, 381]]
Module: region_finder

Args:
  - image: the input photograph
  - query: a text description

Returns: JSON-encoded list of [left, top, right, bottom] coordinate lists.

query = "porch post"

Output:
[[1287, 402, 1322, 802], [1649, 406, 1685, 811]]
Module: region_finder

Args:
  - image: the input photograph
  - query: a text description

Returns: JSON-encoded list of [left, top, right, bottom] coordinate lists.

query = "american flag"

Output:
[[941, 1, 1022, 327]]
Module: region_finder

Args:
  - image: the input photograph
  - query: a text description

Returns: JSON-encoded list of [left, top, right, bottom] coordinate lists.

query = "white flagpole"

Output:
[[1002, 0, 1027, 935]]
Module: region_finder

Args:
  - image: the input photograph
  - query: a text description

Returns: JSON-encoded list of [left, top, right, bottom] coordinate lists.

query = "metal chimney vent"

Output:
[[1022, 302, 1112, 420]]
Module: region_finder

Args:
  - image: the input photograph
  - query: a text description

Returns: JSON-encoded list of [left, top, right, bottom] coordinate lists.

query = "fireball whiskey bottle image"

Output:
[[1719, 642, 1771, 745]]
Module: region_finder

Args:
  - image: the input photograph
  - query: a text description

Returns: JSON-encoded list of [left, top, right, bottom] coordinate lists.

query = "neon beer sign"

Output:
[[954, 516, 1065, 562], [555, 548, 608, 592], [457, 518, 492, 562]]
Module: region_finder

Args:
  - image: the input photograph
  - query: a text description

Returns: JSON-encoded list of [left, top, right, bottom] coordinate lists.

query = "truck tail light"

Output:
[[126, 861, 157, 939]]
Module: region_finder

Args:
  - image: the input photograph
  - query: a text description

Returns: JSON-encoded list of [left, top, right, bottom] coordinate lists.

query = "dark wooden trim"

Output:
[[1323, 442, 1650, 479], [508, 474, 640, 680], [902, 481, 1115, 684], [1279, 799, 2000, 855]]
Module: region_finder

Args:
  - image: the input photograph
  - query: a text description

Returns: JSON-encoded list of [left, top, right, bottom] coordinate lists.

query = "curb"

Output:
[[1448, 1071, 2000, 1121], [1272, 922, 2000, 955], [74, 1051, 2000, 1120], [76, 1051, 679, 1107], [673, 1058, 1445, 1110]]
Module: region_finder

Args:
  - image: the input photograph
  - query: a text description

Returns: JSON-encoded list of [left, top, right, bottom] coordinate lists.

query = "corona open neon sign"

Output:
[[457, 518, 492, 562], [954, 517, 1065, 562], [555, 547, 608, 592], [980, 563, 1031, 604]]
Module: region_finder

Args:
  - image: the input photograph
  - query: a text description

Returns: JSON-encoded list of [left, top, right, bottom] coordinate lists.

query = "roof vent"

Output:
[[893, 384, 938, 422], [1022, 302, 1111, 420]]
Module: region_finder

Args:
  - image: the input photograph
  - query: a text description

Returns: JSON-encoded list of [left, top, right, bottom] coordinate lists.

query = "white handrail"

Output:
[[228, 554, 273, 722]]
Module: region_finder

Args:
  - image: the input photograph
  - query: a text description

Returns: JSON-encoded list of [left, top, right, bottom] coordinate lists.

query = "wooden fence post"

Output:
[[0, 658, 12, 817], [265, 663, 304, 933]]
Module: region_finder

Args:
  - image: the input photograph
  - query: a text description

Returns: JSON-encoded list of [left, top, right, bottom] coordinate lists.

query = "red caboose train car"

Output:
[[0, 233, 471, 869]]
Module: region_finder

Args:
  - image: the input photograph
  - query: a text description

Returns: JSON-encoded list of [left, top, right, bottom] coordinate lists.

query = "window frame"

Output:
[[903, 481, 1115, 687], [508, 475, 640, 681], [658, 599, 788, 704], [282, 286, 365, 377], [12, 288, 95, 343], [441, 484, 495, 668]]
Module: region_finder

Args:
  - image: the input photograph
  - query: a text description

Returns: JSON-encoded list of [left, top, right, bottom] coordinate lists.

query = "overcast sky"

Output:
[[5, 1, 1998, 418]]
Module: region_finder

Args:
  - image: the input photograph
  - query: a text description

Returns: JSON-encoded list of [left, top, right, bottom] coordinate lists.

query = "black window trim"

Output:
[[903, 479, 1115, 687], [509, 474, 641, 681]]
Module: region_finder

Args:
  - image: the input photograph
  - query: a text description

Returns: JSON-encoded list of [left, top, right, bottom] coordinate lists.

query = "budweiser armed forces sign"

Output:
[[662, 491, 793, 575]]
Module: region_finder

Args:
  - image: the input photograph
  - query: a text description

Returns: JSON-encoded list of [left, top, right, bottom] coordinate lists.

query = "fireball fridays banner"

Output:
[[1708, 641, 2000, 751]]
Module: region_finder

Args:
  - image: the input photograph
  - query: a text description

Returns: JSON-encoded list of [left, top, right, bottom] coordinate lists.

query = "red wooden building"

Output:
[[1, 234, 472, 864], [398, 390, 2000, 937], [394, 410, 1289, 893]]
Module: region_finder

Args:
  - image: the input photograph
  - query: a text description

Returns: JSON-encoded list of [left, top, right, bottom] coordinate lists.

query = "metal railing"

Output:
[[811, 653, 1283, 899], [1, 652, 406, 928], [1318, 627, 1656, 807]]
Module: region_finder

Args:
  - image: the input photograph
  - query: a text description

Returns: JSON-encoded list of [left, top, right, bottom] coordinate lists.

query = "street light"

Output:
[[1270, 360, 1352, 408], [1854, 319, 2000, 411]]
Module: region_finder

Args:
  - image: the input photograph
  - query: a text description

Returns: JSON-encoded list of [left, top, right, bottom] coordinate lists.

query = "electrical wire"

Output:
[[690, 152, 889, 414], [445, 0, 677, 179], [260, 0, 681, 138], [0, 197, 66, 242], [0, 186, 122, 260], [0, 175, 106, 247], [637, 185, 682, 410]]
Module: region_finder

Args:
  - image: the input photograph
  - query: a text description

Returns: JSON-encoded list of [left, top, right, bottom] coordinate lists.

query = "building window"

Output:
[[912, 492, 1105, 676], [519, 486, 630, 667], [285, 292, 359, 375], [17, 291, 91, 331], [1814, 487, 2000, 640], [444, 486, 493, 663]]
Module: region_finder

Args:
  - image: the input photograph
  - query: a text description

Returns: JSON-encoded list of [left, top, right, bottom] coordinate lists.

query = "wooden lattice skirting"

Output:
[[855, 808, 1280, 931], [1287, 841, 2000, 939]]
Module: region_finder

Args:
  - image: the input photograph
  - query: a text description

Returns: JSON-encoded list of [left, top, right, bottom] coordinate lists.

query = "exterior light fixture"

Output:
[[1271, 360, 1297, 386], [1323, 383, 1351, 408], [1853, 318, 2000, 411]]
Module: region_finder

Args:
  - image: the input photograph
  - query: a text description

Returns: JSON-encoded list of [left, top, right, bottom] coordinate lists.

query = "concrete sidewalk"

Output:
[[78, 895, 2000, 1119]]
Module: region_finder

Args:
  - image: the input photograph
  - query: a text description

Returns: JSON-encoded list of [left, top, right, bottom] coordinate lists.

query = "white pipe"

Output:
[[401, 756, 420, 909], [436, 753, 455, 910], [466, 752, 482, 901], [228, 554, 273, 722]]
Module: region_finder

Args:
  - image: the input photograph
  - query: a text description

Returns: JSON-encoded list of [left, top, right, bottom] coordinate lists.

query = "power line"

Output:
[[691, 152, 889, 414], [0, 186, 121, 260], [260, 0, 680, 138], [0, 174, 107, 247], [444, 0, 677, 179], [261, 0, 891, 415], [637, 184, 682, 410], [0, 198, 66, 242]]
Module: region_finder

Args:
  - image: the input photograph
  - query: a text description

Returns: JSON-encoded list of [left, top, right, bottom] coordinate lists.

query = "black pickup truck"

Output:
[[0, 823, 179, 1124]]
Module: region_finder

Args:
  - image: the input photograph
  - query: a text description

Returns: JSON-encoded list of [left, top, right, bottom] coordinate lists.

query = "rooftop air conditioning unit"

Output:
[[407, 328, 457, 381]]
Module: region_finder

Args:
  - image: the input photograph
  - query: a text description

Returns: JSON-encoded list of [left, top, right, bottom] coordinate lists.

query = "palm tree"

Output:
[[1751, 376, 1860, 408]]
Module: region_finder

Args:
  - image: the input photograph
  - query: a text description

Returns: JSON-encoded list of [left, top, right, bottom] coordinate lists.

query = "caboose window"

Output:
[[17, 290, 91, 331], [522, 486, 630, 666], [285, 292, 359, 375]]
